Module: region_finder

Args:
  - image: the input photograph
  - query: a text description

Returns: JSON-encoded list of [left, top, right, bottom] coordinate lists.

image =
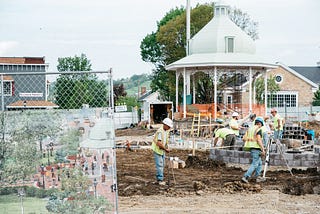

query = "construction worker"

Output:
[[229, 112, 244, 137], [248, 114, 256, 128], [151, 117, 173, 185], [213, 127, 236, 150], [241, 117, 266, 183], [270, 108, 284, 139]]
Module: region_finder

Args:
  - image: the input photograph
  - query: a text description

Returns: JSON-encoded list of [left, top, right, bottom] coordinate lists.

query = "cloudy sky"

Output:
[[0, 0, 319, 80]]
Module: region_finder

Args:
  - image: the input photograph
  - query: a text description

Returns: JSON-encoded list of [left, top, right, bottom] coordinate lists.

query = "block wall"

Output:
[[209, 146, 320, 168]]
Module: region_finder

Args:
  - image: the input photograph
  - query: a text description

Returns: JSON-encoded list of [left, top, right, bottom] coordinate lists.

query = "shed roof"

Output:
[[7, 100, 59, 109]]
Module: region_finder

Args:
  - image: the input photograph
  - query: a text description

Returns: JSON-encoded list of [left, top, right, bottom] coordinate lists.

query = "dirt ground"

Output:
[[115, 127, 320, 213]]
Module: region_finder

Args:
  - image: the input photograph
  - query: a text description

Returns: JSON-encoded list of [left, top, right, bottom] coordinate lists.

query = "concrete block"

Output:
[[233, 151, 240, 158], [301, 160, 318, 167], [274, 159, 285, 166], [268, 158, 275, 166], [229, 157, 239, 163], [293, 154, 304, 161], [239, 158, 250, 164], [284, 153, 294, 160], [269, 153, 278, 161], [226, 150, 235, 156], [219, 149, 227, 156], [223, 156, 229, 163], [306, 153, 319, 161], [168, 160, 179, 169], [289, 160, 301, 167], [178, 160, 186, 168]]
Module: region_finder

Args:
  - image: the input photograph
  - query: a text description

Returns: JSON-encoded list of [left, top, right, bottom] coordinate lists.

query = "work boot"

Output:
[[256, 176, 266, 183], [241, 177, 249, 183]]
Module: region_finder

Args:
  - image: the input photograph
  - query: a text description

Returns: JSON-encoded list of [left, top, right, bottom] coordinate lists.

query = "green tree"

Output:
[[54, 54, 108, 109], [116, 96, 140, 111], [113, 83, 127, 104], [254, 76, 280, 105], [47, 167, 112, 213], [312, 88, 320, 106], [3, 141, 39, 183], [140, 3, 259, 104]]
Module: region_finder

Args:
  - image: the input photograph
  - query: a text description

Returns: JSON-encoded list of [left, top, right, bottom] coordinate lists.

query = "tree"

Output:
[[312, 88, 320, 106], [140, 3, 259, 104], [229, 7, 259, 40], [54, 54, 108, 109], [254, 76, 280, 105], [113, 83, 127, 104], [47, 167, 112, 213]]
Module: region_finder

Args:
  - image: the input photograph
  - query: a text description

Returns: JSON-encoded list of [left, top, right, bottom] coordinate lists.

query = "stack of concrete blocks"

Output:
[[283, 124, 305, 140], [281, 123, 314, 150], [168, 157, 186, 169]]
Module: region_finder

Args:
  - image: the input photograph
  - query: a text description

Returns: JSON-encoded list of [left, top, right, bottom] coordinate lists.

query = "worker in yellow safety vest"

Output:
[[241, 117, 266, 183], [151, 118, 173, 185], [229, 112, 244, 137], [270, 108, 284, 139], [213, 127, 236, 150]]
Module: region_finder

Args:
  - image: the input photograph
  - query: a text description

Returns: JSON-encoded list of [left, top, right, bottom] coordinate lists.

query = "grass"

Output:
[[0, 195, 49, 214]]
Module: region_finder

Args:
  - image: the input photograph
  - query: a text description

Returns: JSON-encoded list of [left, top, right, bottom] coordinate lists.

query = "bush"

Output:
[[0, 186, 57, 198]]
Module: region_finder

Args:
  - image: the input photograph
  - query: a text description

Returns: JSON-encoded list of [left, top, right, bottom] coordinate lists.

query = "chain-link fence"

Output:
[[0, 71, 118, 213]]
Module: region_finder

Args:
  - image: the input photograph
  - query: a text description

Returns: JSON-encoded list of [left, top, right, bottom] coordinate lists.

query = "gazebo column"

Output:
[[214, 67, 217, 121], [175, 71, 180, 113], [192, 74, 196, 104], [249, 67, 253, 113], [183, 68, 187, 118], [264, 70, 268, 116], [186, 71, 191, 97]]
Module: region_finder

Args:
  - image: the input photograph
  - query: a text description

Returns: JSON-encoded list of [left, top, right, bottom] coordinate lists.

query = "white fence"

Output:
[[113, 109, 139, 129]]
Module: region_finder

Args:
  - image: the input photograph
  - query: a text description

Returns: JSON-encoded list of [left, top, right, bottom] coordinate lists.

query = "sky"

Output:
[[0, 0, 319, 80]]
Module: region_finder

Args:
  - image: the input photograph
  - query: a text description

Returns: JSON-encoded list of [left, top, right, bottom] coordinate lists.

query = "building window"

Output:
[[225, 37, 234, 53], [275, 74, 283, 84], [267, 92, 297, 108], [227, 95, 233, 104], [1, 81, 13, 96]]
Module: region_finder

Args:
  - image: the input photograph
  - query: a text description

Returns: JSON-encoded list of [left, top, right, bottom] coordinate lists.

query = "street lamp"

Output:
[[40, 164, 45, 189], [18, 188, 25, 214], [93, 178, 98, 198]]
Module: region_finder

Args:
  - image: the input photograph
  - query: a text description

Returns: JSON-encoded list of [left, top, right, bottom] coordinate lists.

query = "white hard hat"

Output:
[[163, 118, 173, 128], [232, 112, 239, 117]]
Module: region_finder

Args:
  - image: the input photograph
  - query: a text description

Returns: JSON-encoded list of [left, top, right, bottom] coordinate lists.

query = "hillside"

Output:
[[114, 73, 152, 97]]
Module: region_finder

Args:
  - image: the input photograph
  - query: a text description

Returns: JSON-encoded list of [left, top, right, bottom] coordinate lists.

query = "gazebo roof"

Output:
[[166, 53, 277, 70], [166, 2, 276, 71]]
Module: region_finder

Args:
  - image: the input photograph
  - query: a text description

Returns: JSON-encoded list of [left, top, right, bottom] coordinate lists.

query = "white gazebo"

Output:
[[166, 2, 277, 120]]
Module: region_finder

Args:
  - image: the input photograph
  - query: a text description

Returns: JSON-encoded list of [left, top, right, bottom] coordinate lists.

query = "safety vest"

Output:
[[215, 128, 234, 140], [229, 118, 240, 136], [273, 113, 283, 131], [243, 125, 261, 151], [151, 127, 169, 155]]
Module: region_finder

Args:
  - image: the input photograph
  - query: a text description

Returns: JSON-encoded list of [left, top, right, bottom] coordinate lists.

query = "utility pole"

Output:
[[186, 0, 191, 56]]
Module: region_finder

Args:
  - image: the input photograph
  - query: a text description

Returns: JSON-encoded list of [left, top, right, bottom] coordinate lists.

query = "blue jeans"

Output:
[[244, 149, 262, 178], [153, 152, 165, 181], [274, 130, 283, 139], [263, 132, 269, 148]]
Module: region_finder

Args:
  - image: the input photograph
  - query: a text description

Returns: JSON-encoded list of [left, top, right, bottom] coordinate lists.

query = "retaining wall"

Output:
[[209, 146, 320, 168]]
